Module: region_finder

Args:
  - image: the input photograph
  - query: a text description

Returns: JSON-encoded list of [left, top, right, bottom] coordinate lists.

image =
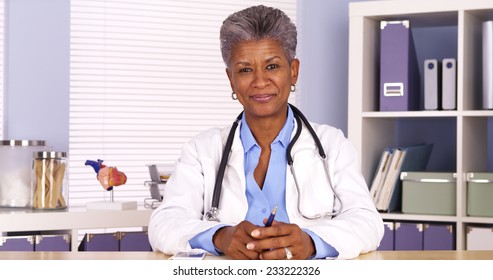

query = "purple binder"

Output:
[[78, 233, 119, 251], [380, 20, 420, 111], [119, 231, 152, 252], [0, 235, 35, 251], [423, 224, 455, 250], [35, 234, 71, 251], [394, 222, 423, 250], [377, 222, 395, 250]]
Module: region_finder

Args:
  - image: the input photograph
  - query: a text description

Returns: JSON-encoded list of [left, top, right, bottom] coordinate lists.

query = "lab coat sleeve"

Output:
[[295, 126, 384, 260], [147, 128, 230, 255]]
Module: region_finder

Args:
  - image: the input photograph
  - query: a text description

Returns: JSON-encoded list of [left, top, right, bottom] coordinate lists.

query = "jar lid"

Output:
[[1, 140, 46, 146], [34, 151, 67, 159]]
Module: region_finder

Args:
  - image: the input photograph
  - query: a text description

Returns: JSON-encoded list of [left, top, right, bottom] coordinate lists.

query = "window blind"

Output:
[[69, 0, 297, 207]]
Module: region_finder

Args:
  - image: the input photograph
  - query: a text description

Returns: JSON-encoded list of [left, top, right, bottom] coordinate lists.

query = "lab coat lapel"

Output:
[[218, 124, 248, 222]]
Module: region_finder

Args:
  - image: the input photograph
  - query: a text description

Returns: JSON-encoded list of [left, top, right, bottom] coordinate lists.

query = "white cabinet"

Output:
[[348, 0, 493, 250], [0, 208, 152, 251]]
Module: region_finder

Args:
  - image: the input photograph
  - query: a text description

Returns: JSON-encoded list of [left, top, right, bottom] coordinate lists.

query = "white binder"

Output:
[[424, 59, 440, 110], [442, 58, 456, 110], [483, 21, 493, 109]]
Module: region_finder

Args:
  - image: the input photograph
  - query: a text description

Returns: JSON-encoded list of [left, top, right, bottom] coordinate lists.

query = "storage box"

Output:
[[377, 222, 395, 251], [467, 172, 493, 217], [78, 233, 119, 251], [423, 223, 455, 250], [466, 225, 493, 250], [401, 172, 456, 215], [0, 235, 35, 251], [119, 231, 152, 252], [394, 222, 423, 250], [35, 234, 70, 251]]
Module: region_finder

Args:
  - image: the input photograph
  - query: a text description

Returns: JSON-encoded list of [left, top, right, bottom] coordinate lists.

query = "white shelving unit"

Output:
[[0, 208, 152, 251], [348, 0, 493, 250]]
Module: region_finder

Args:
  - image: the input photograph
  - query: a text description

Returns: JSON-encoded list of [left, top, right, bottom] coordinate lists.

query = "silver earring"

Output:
[[290, 84, 296, 92], [231, 92, 237, 100]]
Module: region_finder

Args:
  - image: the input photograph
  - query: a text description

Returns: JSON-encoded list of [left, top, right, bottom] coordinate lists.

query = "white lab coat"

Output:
[[148, 119, 384, 260]]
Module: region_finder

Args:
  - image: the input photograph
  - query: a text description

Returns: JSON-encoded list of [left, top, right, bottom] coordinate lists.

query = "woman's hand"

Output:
[[213, 221, 260, 260], [246, 221, 315, 260]]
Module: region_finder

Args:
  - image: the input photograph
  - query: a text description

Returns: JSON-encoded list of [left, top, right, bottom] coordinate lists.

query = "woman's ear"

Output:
[[226, 68, 235, 92], [290, 58, 300, 84]]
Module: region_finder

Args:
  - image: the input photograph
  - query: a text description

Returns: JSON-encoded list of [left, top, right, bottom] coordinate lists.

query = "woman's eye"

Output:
[[266, 64, 279, 70], [239, 68, 252, 73]]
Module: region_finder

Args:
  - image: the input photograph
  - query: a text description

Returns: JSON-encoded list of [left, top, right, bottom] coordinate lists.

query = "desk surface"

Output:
[[0, 250, 492, 260]]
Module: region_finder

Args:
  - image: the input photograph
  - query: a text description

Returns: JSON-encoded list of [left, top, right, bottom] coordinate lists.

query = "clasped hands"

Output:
[[212, 220, 315, 260]]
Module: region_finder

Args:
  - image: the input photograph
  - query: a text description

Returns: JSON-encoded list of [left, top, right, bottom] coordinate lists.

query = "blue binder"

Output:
[[380, 20, 420, 111], [382, 143, 433, 212]]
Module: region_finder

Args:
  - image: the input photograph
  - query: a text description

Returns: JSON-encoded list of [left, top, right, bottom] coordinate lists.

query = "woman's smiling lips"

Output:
[[251, 94, 275, 102]]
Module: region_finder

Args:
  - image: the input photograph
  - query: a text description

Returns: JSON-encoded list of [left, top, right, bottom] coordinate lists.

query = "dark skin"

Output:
[[212, 39, 316, 260]]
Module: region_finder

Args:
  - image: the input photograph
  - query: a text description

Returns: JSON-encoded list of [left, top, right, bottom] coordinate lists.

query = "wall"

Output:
[[297, 0, 372, 135], [4, 0, 361, 150], [5, 0, 69, 151]]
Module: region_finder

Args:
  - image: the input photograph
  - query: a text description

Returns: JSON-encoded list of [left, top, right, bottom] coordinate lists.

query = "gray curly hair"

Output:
[[220, 5, 297, 69]]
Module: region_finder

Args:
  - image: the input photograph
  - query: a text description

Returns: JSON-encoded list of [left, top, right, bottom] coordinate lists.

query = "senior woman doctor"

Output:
[[148, 5, 384, 260]]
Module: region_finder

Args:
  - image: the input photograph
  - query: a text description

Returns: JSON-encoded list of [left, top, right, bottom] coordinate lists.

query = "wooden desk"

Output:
[[0, 250, 492, 260], [355, 250, 493, 260]]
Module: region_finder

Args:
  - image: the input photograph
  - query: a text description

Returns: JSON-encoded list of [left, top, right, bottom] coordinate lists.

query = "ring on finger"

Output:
[[284, 247, 293, 260]]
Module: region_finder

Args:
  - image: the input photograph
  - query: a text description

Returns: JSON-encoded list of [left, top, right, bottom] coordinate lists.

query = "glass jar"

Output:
[[0, 140, 47, 208], [32, 151, 68, 210]]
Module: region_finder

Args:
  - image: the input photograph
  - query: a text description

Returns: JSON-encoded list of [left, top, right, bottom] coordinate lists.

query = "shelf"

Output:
[[380, 213, 458, 223], [0, 207, 153, 251], [348, 0, 493, 251], [0, 207, 152, 232], [362, 111, 459, 118]]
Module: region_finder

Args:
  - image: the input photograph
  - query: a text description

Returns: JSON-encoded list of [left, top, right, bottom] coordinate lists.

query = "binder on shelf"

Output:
[[379, 20, 420, 111], [369, 148, 393, 204], [442, 58, 456, 110], [424, 59, 441, 110], [483, 21, 493, 110], [371, 143, 433, 212]]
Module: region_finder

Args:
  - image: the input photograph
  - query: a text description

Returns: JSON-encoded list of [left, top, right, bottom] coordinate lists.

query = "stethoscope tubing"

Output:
[[205, 104, 342, 222]]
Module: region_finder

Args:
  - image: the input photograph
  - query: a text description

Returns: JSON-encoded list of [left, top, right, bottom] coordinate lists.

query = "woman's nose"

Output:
[[252, 70, 270, 88]]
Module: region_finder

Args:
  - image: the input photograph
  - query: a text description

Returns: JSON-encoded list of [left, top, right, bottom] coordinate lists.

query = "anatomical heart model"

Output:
[[85, 159, 127, 191]]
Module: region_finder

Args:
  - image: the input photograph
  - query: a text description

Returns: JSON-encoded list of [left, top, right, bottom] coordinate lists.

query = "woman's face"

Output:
[[226, 39, 299, 121]]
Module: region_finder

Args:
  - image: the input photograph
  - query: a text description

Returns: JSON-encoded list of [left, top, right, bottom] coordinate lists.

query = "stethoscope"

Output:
[[204, 104, 343, 222]]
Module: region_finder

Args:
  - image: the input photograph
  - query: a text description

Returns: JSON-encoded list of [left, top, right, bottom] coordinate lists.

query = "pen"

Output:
[[265, 206, 277, 227]]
